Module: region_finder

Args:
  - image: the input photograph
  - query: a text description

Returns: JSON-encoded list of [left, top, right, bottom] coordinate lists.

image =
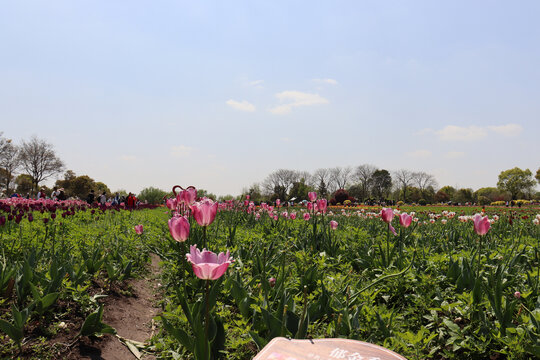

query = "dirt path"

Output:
[[70, 254, 162, 360]]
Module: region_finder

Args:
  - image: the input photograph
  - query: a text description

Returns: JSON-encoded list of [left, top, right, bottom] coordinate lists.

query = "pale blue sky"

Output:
[[1, 1, 539, 195]]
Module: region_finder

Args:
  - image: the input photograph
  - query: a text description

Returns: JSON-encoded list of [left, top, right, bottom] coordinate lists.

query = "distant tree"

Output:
[[439, 186, 457, 199], [331, 188, 352, 205], [394, 169, 415, 202], [453, 188, 474, 203], [347, 184, 365, 202], [0, 134, 20, 195], [413, 172, 438, 194], [288, 178, 313, 201], [262, 169, 299, 199], [536, 168, 540, 185], [313, 168, 331, 198], [94, 182, 111, 196], [371, 169, 392, 200], [197, 189, 217, 200], [138, 187, 168, 204], [475, 187, 510, 202], [18, 136, 64, 193], [329, 166, 353, 191], [434, 190, 450, 203], [15, 174, 34, 195], [353, 164, 377, 201], [244, 183, 263, 203], [497, 167, 536, 200], [56, 173, 96, 199]]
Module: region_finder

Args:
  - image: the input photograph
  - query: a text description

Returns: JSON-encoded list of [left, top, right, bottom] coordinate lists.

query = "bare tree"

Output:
[[413, 171, 438, 192], [262, 169, 299, 199], [18, 136, 64, 193], [394, 169, 415, 202], [330, 166, 352, 191], [0, 133, 20, 195], [353, 164, 377, 201], [313, 168, 332, 198]]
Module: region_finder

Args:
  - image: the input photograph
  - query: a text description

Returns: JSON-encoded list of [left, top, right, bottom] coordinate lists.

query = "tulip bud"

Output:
[[268, 277, 276, 287]]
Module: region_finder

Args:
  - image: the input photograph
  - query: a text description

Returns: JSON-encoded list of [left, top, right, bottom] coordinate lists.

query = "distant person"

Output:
[[57, 188, 66, 201], [86, 189, 95, 204], [37, 188, 46, 199], [98, 191, 107, 205], [126, 192, 136, 209], [51, 187, 59, 200], [111, 192, 120, 205]]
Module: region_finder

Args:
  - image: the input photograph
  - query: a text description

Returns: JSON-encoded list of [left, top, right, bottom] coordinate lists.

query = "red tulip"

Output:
[[168, 215, 190, 242], [192, 198, 218, 227], [186, 245, 233, 280]]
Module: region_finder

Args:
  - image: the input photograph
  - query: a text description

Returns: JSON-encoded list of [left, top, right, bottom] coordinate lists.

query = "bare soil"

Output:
[[65, 254, 162, 360]]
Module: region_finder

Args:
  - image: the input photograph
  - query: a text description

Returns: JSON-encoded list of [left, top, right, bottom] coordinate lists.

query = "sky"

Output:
[[1, 1, 539, 196]]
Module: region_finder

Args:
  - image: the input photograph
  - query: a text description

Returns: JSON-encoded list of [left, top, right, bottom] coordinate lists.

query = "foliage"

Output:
[[371, 169, 392, 200], [497, 167, 536, 200], [18, 136, 64, 192], [138, 187, 168, 204]]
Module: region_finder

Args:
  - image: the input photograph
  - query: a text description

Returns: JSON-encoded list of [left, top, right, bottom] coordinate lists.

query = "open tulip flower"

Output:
[[473, 214, 491, 236], [168, 215, 190, 242], [316, 199, 327, 214], [381, 208, 394, 223], [399, 213, 412, 228], [179, 187, 197, 205], [330, 220, 338, 230], [192, 198, 218, 227], [186, 245, 233, 280], [308, 192, 317, 202], [134, 224, 143, 234]]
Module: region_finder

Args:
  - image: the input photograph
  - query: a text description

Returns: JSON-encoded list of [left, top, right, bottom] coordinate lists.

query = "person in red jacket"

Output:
[[126, 193, 137, 209]]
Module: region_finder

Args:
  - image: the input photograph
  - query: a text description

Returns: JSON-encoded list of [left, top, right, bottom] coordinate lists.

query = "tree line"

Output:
[[243, 165, 540, 205]]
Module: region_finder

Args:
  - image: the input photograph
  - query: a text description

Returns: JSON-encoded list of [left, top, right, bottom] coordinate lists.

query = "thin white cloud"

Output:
[[313, 78, 338, 85], [488, 123, 523, 137], [415, 128, 434, 136], [226, 99, 256, 112], [248, 80, 264, 88], [435, 125, 488, 141], [445, 151, 466, 159], [269, 90, 329, 114], [406, 149, 432, 158], [119, 155, 136, 161], [170, 145, 193, 158]]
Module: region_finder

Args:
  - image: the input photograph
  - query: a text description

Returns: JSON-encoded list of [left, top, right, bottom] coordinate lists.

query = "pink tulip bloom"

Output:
[[276, 199, 281, 207], [473, 214, 491, 236], [389, 224, 397, 236], [514, 291, 521, 299], [381, 208, 394, 223], [246, 195, 250, 200], [168, 215, 190, 242], [186, 245, 233, 280], [316, 199, 327, 214], [330, 220, 338, 230], [307, 202, 313, 211], [178, 187, 197, 205], [303, 213, 311, 221], [192, 198, 218, 226], [166, 198, 177, 210], [308, 192, 317, 202], [290, 212, 297, 220], [399, 213, 412, 228], [134, 224, 144, 234]]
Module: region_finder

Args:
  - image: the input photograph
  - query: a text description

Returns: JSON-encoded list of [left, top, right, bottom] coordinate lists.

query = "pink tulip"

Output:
[[308, 192, 317, 202], [399, 213, 412, 228], [276, 199, 281, 207], [307, 202, 313, 211], [166, 198, 177, 210], [134, 224, 143, 234], [473, 214, 490, 236], [168, 215, 190, 242], [381, 208, 394, 223], [290, 212, 297, 220], [192, 198, 218, 227], [303, 213, 311, 221], [514, 291, 521, 299], [316, 199, 327, 214], [246, 195, 250, 200], [268, 277, 276, 287], [330, 220, 338, 230], [186, 245, 233, 280], [181, 187, 198, 205]]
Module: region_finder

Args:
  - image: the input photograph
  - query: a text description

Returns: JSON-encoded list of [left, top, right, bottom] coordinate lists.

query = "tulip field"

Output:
[[1, 190, 540, 360]]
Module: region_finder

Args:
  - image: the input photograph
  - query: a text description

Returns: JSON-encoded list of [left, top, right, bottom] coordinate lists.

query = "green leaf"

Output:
[[0, 319, 23, 344], [161, 316, 194, 351]]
